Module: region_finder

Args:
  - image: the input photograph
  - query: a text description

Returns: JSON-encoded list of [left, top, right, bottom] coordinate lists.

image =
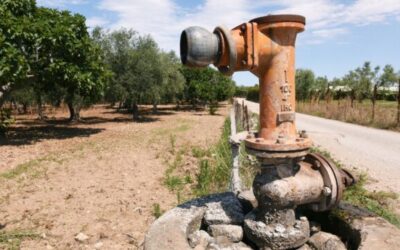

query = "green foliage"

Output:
[[152, 203, 164, 218], [344, 175, 400, 228], [234, 85, 249, 98], [0, 0, 108, 121], [0, 108, 14, 136], [246, 84, 260, 102], [193, 118, 232, 196], [0, 230, 38, 250], [180, 67, 235, 106], [296, 69, 315, 101], [93, 28, 185, 118]]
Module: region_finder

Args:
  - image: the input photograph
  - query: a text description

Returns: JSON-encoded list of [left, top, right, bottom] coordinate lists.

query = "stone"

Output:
[[75, 232, 89, 242], [335, 202, 400, 250], [207, 241, 252, 250], [244, 210, 310, 250], [144, 205, 206, 250], [237, 189, 257, 214], [296, 244, 312, 250], [94, 242, 103, 249], [308, 232, 346, 250], [274, 224, 285, 233], [145, 193, 244, 250], [309, 221, 321, 234], [188, 230, 214, 248], [208, 225, 243, 243], [203, 193, 244, 226]]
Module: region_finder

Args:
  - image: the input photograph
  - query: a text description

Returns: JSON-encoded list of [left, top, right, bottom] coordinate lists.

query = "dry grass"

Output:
[[297, 99, 399, 131]]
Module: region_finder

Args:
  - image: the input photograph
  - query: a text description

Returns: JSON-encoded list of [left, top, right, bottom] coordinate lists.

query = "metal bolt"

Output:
[[312, 160, 321, 169], [276, 138, 287, 144], [323, 186, 332, 196], [300, 130, 308, 138]]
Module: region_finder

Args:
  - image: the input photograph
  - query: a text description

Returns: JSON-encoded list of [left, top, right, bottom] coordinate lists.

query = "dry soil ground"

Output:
[[0, 104, 228, 249]]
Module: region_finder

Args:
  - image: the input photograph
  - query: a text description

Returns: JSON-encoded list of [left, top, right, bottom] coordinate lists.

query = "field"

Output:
[[0, 104, 228, 249], [297, 99, 399, 131]]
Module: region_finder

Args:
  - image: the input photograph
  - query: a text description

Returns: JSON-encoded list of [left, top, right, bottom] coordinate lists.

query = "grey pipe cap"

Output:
[[180, 26, 220, 67]]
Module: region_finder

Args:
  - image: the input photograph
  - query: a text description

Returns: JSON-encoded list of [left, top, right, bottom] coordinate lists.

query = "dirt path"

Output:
[[0, 105, 228, 249]]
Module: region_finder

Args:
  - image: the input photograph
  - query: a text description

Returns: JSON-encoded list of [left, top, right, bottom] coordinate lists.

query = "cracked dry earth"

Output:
[[0, 105, 228, 249]]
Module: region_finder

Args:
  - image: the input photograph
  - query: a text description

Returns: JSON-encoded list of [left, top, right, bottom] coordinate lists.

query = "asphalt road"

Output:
[[236, 98, 400, 193], [296, 113, 400, 193]]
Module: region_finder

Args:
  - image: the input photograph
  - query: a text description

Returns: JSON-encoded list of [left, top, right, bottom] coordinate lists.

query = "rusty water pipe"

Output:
[[180, 15, 351, 206], [181, 15, 312, 158], [180, 14, 354, 249]]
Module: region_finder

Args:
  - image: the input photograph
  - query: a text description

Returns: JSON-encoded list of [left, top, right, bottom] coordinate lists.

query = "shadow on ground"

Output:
[[0, 126, 105, 146]]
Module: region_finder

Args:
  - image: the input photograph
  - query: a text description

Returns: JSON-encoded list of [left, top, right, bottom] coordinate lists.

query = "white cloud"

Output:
[[312, 28, 348, 39], [94, 0, 400, 52], [86, 17, 109, 28]]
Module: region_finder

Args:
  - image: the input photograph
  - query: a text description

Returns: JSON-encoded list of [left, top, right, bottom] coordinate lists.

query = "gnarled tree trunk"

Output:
[[67, 102, 81, 122]]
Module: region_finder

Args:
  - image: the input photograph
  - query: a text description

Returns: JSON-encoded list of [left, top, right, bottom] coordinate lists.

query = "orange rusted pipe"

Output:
[[181, 14, 312, 158]]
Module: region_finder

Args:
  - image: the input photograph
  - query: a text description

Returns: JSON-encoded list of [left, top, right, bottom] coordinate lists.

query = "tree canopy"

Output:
[[0, 0, 107, 121]]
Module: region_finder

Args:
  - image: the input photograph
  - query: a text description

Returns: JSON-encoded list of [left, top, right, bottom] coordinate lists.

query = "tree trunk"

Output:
[[22, 103, 28, 114], [37, 94, 45, 120], [132, 103, 139, 120], [67, 102, 81, 122], [350, 90, 355, 108], [118, 101, 123, 111], [152, 103, 158, 114], [397, 79, 400, 127], [371, 85, 377, 123]]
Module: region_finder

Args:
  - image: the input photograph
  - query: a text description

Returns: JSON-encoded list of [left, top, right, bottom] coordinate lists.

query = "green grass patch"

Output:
[[193, 118, 232, 197], [154, 123, 191, 136], [238, 142, 258, 189], [0, 230, 38, 250], [152, 203, 164, 218], [344, 175, 400, 228], [161, 118, 233, 203], [1, 156, 51, 180]]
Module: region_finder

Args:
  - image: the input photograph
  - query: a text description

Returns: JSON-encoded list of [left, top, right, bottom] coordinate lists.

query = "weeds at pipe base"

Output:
[[162, 118, 232, 203]]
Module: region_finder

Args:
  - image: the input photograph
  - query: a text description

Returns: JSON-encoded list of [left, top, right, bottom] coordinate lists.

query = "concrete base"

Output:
[[144, 192, 400, 250]]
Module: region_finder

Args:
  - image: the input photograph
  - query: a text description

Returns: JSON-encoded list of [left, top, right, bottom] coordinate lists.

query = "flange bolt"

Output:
[[323, 186, 332, 196]]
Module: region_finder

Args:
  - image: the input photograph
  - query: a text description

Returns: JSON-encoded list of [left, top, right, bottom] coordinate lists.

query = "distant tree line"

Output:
[[235, 62, 400, 125], [0, 0, 235, 136], [92, 28, 235, 119]]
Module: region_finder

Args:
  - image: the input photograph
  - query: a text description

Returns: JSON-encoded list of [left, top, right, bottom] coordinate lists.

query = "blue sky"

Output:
[[37, 0, 400, 86]]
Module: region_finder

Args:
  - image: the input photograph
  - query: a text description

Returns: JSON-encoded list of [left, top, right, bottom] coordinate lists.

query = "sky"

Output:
[[37, 0, 400, 86]]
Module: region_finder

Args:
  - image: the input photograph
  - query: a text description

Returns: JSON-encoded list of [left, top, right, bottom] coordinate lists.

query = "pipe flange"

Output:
[[214, 26, 237, 76], [304, 153, 344, 212], [244, 137, 312, 160], [250, 14, 306, 25]]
